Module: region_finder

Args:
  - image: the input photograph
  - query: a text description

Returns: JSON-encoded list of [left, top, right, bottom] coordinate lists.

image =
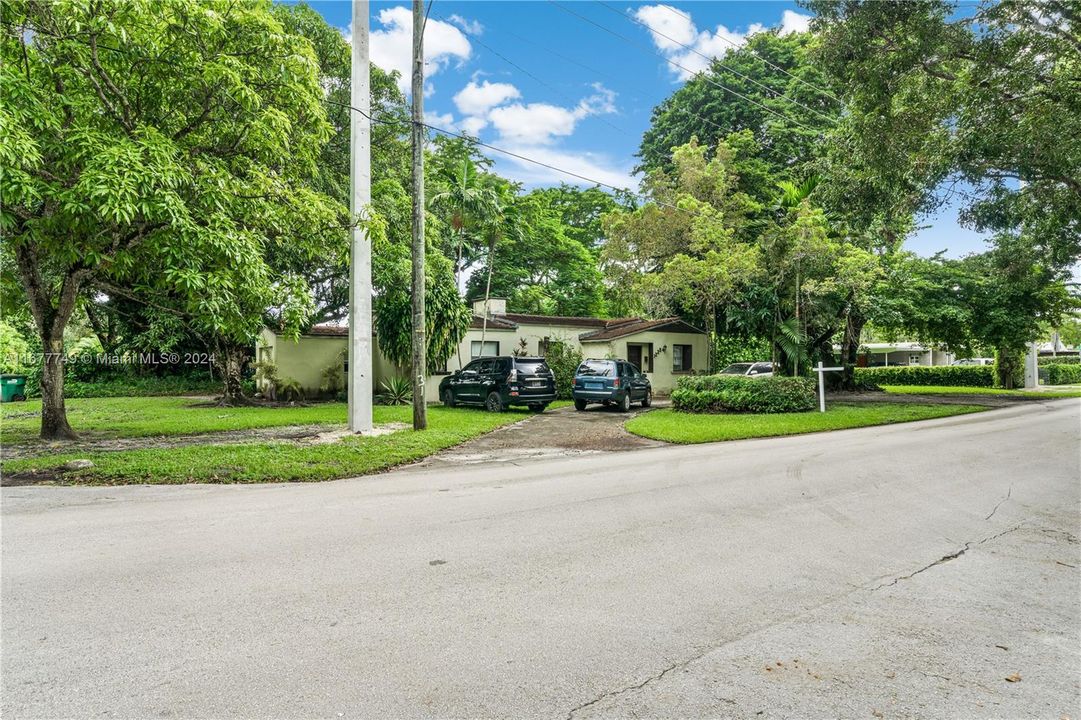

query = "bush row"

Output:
[[1043, 363, 1081, 385], [1039, 355, 1080, 365], [672, 375, 816, 414], [14, 369, 225, 399], [853, 365, 994, 388]]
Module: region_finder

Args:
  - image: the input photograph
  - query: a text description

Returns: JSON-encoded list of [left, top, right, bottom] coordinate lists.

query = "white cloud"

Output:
[[459, 115, 489, 137], [453, 80, 521, 117], [425, 111, 457, 132], [634, 4, 812, 81], [360, 7, 473, 94], [447, 14, 483, 36], [486, 84, 617, 146], [779, 9, 812, 35], [493, 145, 636, 190]]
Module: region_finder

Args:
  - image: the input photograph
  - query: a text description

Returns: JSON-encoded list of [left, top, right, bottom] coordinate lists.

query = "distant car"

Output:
[[952, 358, 994, 366], [439, 356, 556, 412], [572, 358, 652, 412], [718, 362, 774, 379]]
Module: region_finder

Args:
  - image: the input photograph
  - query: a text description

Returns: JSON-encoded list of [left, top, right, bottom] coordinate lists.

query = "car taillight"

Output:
[[612, 378, 620, 388]]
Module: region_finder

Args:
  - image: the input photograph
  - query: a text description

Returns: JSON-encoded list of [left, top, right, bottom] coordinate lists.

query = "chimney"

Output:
[[473, 298, 506, 317]]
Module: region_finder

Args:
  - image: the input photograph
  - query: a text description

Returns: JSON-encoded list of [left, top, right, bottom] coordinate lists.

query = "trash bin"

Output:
[[0, 374, 28, 402]]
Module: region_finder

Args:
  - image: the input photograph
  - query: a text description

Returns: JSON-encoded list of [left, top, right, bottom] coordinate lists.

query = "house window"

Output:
[[673, 344, 693, 372], [471, 340, 499, 358], [908, 354, 922, 365], [539, 337, 551, 355]]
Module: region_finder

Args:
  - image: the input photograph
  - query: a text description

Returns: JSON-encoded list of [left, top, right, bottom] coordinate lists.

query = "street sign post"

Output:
[[814, 361, 843, 413]]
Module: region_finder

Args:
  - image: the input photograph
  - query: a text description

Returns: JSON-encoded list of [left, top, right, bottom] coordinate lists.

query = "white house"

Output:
[[257, 299, 709, 401]]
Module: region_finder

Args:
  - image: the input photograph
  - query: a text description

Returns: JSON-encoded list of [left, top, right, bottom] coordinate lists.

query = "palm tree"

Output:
[[428, 159, 499, 289], [477, 194, 526, 350]]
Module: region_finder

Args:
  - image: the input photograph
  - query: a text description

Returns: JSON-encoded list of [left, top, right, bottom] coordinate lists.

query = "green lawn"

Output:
[[2, 405, 535, 485], [625, 403, 987, 444], [880, 385, 1081, 398], [1, 396, 352, 444]]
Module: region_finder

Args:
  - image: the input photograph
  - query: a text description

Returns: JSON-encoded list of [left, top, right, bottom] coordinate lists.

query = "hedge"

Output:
[[1039, 355, 1080, 365], [672, 375, 816, 413], [1043, 363, 1081, 385], [854, 365, 994, 389]]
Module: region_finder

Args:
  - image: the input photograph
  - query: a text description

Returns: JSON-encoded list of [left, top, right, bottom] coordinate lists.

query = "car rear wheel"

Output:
[[485, 391, 504, 413], [442, 389, 455, 407], [618, 393, 631, 413], [574, 398, 587, 411], [641, 389, 652, 408]]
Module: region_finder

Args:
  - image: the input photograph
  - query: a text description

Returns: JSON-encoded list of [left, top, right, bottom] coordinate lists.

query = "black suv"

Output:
[[572, 358, 652, 412], [439, 356, 556, 412]]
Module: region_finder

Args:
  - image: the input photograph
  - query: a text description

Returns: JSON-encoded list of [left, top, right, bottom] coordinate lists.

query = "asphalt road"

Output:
[[3, 400, 1079, 718]]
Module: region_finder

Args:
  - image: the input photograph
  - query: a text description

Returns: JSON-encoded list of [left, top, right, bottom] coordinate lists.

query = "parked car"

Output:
[[718, 361, 774, 378], [952, 357, 994, 366], [439, 356, 556, 412], [572, 358, 652, 412]]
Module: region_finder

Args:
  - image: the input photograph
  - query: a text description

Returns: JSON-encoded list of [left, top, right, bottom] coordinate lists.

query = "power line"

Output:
[[328, 98, 734, 224], [547, 0, 819, 133], [437, 13, 637, 141], [655, 3, 845, 106], [489, 23, 743, 143], [596, 0, 838, 124]]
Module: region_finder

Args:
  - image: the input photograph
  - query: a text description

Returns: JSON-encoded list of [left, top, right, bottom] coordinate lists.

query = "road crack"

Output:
[[872, 524, 1024, 591], [564, 658, 692, 719], [984, 487, 1011, 520]]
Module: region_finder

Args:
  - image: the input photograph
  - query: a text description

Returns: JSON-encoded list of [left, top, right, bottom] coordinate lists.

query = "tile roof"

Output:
[[499, 312, 611, 328], [304, 324, 349, 337], [579, 317, 705, 341], [469, 314, 518, 330]]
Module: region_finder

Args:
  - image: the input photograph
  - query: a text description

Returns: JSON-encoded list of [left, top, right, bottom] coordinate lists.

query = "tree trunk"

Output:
[[995, 346, 1021, 389], [39, 336, 77, 440], [839, 308, 866, 391], [216, 343, 249, 405], [14, 244, 83, 440], [705, 304, 717, 374]]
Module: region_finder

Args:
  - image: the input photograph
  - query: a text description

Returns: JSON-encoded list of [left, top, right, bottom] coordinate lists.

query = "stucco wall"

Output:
[[259, 331, 350, 394], [257, 322, 708, 400], [581, 329, 709, 394]]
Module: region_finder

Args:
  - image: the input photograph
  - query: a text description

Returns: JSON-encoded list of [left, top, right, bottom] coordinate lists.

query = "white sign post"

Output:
[[815, 361, 843, 413]]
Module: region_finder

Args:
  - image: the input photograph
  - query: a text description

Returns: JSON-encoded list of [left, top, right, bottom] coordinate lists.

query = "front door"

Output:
[[627, 345, 642, 371]]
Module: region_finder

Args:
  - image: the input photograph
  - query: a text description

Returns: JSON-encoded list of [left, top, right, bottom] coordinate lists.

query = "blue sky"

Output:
[[304, 0, 989, 259]]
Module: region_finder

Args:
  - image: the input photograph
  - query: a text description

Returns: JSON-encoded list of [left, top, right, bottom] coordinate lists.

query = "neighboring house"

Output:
[[851, 342, 954, 367], [257, 298, 708, 401]]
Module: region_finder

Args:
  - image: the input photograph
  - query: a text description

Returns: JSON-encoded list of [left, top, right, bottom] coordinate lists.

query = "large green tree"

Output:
[[809, 0, 1080, 384], [466, 190, 608, 317], [637, 31, 841, 188], [1, 0, 345, 437]]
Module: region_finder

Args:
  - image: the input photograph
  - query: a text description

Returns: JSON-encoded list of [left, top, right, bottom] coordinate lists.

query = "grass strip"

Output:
[[624, 402, 988, 444], [880, 385, 1081, 398], [2, 406, 535, 485]]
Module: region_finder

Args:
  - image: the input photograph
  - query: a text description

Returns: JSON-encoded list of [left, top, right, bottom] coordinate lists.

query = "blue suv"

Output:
[[572, 359, 652, 412]]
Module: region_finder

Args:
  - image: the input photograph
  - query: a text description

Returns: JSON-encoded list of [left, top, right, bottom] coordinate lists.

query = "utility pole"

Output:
[[348, 0, 373, 433], [410, 0, 428, 430]]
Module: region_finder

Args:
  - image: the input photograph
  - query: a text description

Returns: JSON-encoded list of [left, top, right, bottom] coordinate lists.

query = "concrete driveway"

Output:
[[2, 400, 1079, 718], [422, 401, 666, 467]]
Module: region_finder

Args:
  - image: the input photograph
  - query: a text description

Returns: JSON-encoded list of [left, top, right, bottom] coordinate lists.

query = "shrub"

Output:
[[854, 365, 994, 389], [1039, 355, 1080, 365], [1044, 363, 1081, 385], [59, 375, 221, 398], [543, 340, 583, 400], [377, 376, 413, 405], [672, 374, 816, 413]]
